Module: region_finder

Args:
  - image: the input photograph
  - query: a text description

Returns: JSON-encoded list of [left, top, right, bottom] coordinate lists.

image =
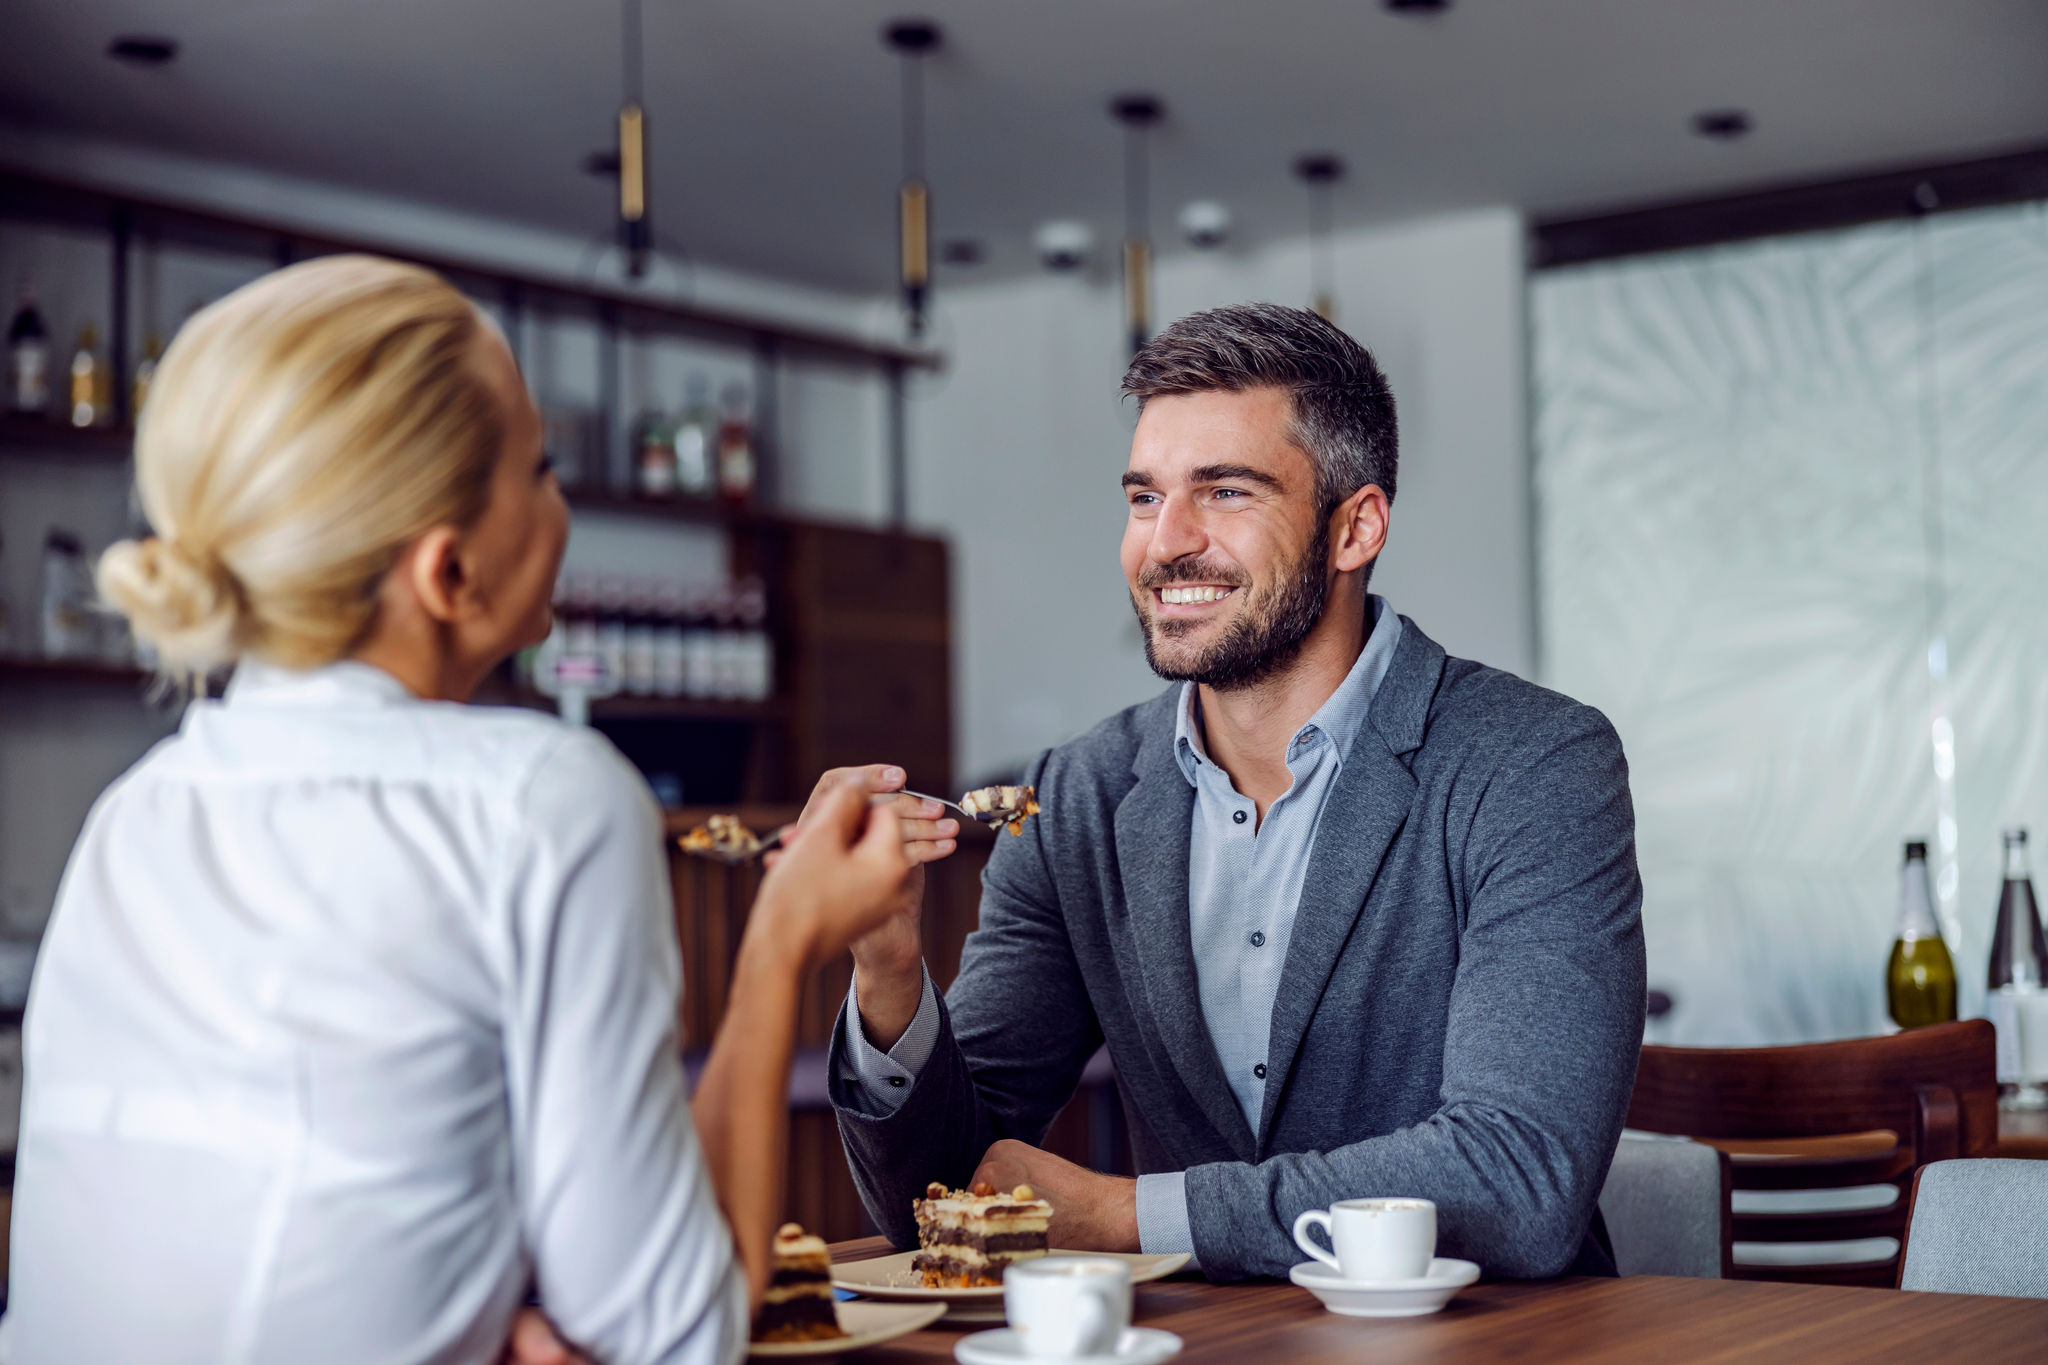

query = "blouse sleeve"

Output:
[[499, 727, 747, 1365]]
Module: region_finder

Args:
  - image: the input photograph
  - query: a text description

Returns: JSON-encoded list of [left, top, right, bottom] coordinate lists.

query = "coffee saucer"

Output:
[[1288, 1257, 1479, 1317], [953, 1326, 1183, 1365]]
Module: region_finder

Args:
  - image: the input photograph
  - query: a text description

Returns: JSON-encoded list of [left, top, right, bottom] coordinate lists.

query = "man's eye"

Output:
[[1212, 487, 1246, 500]]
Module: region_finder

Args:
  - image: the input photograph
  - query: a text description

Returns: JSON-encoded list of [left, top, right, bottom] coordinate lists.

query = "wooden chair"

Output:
[[1627, 1020, 1998, 1288]]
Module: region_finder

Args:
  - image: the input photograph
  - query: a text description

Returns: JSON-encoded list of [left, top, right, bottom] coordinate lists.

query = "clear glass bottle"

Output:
[[634, 410, 676, 498], [1988, 829, 2048, 1108], [1887, 839, 1958, 1030], [674, 378, 716, 498], [69, 324, 102, 428]]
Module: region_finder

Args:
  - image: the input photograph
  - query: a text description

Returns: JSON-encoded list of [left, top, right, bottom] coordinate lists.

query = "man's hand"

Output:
[[971, 1140, 1140, 1253], [501, 1308, 584, 1365], [788, 764, 957, 1049]]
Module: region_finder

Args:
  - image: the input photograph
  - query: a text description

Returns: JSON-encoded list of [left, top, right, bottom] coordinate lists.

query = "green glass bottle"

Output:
[[1888, 839, 1957, 1029]]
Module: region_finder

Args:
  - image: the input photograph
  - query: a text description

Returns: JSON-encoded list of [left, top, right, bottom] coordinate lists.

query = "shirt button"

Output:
[[888, 1076, 906, 1088], [1249, 930, 1266, 948], [1233, 810, 1248, 825], [1253, 1063, 1267, 1080]]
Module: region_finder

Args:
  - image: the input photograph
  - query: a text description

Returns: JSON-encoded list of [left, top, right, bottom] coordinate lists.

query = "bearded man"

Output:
[[822, 302, 1646, 1281]]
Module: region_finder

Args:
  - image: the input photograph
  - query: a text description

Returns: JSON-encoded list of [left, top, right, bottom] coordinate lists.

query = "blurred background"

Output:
[[3, 1, 2048, 1237]]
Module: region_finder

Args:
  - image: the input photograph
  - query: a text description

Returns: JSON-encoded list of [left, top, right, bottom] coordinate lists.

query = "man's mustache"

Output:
[[1136, 561, 1250, 591]]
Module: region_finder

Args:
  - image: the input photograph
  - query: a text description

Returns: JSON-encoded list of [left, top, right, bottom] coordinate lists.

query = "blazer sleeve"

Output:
[[828, 750, 1105, 1247], [1182, 704, 1646, 1280]]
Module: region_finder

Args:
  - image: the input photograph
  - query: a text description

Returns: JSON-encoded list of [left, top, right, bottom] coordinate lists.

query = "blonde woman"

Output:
[[0, 257, 957, 1364]]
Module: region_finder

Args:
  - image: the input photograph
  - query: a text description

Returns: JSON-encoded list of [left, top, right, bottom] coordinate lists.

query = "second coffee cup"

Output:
[[1292, 1197, 1436, 1281]]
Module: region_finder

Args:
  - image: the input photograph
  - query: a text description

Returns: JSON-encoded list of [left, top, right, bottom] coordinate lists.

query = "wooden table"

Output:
[[830, 1238, 2048, 1363]]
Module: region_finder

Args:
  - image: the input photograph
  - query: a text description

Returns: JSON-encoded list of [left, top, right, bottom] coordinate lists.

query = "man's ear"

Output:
[[1330, 484, 1390, 575], [400, 525, 467, 626]]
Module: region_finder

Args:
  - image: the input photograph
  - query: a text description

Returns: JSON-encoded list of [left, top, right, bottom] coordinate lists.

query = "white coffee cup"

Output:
[[1003, 1256, 1131, 1358], [1292, 1197, 1436, 1281]]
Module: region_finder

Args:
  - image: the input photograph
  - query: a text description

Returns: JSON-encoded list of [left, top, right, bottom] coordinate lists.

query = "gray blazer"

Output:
[[829, 617, 1646, 1281]]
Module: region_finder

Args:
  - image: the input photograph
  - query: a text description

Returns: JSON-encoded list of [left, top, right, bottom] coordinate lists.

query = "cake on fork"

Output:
[[751, 1223, 846, 1343], [911, 1181, 1053, 1287]]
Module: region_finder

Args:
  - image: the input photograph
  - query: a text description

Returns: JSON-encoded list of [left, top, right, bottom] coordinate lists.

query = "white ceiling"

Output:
[[4, 0, 2047, 293]]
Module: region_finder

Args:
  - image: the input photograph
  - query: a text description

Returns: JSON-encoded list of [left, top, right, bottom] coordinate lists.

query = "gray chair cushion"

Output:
[[1900, 1159, 2048, 1298], [1599, 1133, 1727, 1278]]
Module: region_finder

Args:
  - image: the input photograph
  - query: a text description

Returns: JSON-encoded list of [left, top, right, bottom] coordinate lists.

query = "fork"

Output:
[[897, 787, 1018, 826]]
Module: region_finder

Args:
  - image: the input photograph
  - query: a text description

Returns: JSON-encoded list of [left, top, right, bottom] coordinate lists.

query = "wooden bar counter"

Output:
[[828, 1237, 2048, 1363]]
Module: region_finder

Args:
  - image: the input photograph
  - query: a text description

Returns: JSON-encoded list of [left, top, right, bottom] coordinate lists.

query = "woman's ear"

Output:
[[400, 525, 468, 625], [1330, 484, 1390, 574]]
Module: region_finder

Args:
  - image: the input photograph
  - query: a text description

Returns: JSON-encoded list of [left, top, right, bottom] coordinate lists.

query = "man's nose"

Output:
[[1148, 496, 1206, 563]]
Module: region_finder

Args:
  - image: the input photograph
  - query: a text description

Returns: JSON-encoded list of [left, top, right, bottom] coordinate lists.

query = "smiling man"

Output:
[[826, 302, 1646, 1281]]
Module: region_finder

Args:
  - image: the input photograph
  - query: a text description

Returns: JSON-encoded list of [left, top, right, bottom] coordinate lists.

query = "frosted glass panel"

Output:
[[1533, 203, 2048, 1045]]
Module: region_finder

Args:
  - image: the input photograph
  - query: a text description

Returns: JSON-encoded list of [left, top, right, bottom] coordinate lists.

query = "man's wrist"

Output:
[[849, 956, 926, 1050]]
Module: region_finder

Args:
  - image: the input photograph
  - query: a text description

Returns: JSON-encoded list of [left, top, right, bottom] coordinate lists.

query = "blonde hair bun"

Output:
[[99, 254, 503, 679], [97, 536, 244, 675]]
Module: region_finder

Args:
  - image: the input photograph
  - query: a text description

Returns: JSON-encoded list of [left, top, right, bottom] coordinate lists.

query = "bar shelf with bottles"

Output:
[[1, 166, 952, 813]]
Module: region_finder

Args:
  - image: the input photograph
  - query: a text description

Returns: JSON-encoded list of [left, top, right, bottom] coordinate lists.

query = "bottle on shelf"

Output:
[[682, 585, 717, 701], [652, 582, 687, 699], [733, 575, 774, 702], [674, 378, 716, 498], [1887, 839, 1958, 1030], [39, 529, 97, 660], [634, 409, 677, 498], [1987, 828, 2048, 1108], [8, 277, 50, 416], [622, 581, 658, 697], [716, 382, 756, 505], [133, 333, 164, 417], [594, 576, 629, 688], [69, 324, 104, 429]]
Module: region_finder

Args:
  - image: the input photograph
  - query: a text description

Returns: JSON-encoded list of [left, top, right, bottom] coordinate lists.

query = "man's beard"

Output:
[[1131, 520, 1332, 692]]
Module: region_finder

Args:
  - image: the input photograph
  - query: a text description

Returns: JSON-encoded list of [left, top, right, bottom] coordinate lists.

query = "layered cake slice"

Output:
[[911, 1181, 1053, 1287], [751, 1223, 846, 1343]]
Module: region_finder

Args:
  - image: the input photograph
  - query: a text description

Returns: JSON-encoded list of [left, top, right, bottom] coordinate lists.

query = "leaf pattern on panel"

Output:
[[1534, 203, 2048, 1045]]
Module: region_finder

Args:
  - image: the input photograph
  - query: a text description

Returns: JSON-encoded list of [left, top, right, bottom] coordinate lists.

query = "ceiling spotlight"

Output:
[[1179, 201, 1231, 250], [941, 239, 984, 266], [106, 35, 178, 66], [1692, 109, 1752, 141], [1384, 0, 1451, 13], [1034, 220, 1095, 272]]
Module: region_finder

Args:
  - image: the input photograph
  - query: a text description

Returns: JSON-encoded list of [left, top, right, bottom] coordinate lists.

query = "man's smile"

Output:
[[1153, 584, 1241, 612]]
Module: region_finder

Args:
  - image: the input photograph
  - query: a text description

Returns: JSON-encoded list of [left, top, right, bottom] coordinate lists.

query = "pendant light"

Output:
[[1294, 153, 1344, 322], [1112, 94, 1164, 356], [617, 0, 650, 278], [884, 19, 942, 339]]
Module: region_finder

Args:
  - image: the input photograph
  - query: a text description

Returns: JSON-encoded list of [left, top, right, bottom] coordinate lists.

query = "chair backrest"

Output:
[[1628, 1020, 1998, 1287], [1598, 1133, 1732, 1278], [1899, 1159, 2048, 1298]]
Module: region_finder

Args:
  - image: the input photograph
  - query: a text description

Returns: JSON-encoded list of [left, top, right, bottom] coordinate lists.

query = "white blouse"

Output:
[[2, 662, 745, 1365]]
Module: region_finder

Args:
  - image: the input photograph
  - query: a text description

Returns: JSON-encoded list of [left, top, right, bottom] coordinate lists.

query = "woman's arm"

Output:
[[689, 777, 915, 1304]]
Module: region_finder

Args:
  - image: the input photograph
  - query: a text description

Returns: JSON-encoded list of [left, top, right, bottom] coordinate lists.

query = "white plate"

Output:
[[749, 1300, 947, 1356], [1287, 1257, 1479, 1318], [954, 1326, 1183, 1365], [833, 1251, 1190, 1303]]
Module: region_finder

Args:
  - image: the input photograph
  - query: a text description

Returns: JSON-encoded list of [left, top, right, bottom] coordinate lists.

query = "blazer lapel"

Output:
[[1256, 621, 1446, 1148], [1114, 709, 1259, 1161]]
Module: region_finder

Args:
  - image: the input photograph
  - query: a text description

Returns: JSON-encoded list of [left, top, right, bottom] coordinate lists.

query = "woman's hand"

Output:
[[750, 774, 917, 973]]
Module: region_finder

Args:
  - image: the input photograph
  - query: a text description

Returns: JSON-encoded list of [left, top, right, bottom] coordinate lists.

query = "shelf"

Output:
[[0, 656, 153, 687], [565, 488, 758, 529], [0, 415, 134, 461], [477, 678, 789, 724]]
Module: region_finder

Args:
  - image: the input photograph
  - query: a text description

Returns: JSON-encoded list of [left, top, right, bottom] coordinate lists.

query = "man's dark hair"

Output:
[[1121, 302, 1398, 513]]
